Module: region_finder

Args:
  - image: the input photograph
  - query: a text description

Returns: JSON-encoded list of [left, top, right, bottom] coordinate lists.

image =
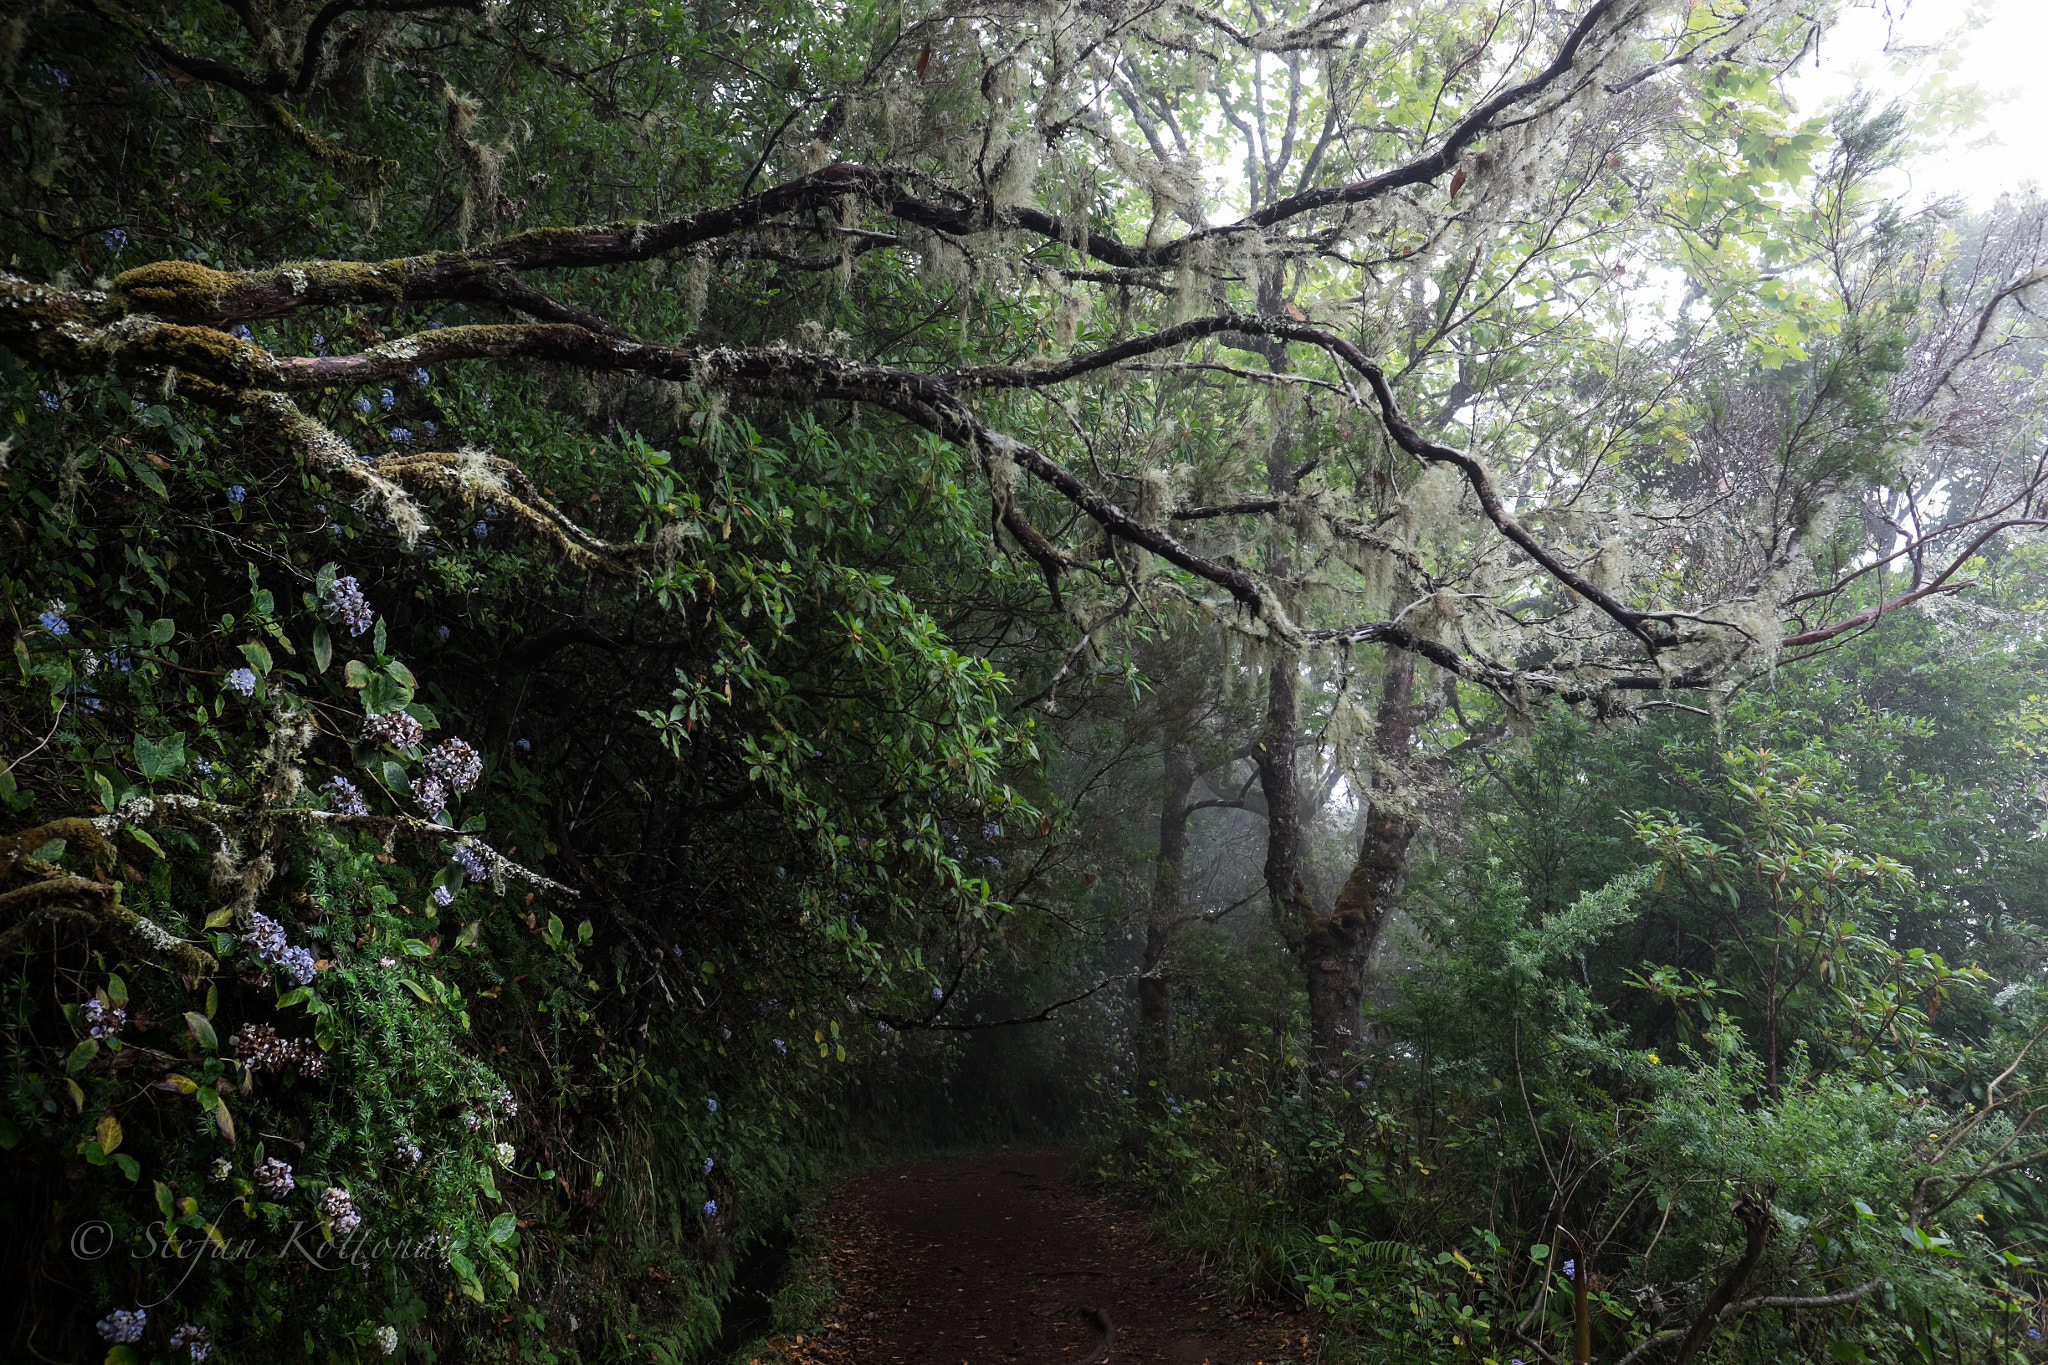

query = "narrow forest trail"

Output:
[[758, 1148, 1317, 1365]]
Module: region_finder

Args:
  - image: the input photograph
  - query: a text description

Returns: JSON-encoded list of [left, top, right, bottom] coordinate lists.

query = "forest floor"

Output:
[[746, 1146, 1318, 1365]]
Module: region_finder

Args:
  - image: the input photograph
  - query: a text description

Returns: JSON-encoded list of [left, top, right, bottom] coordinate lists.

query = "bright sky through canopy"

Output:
[[1786, 0, 2048, 206]]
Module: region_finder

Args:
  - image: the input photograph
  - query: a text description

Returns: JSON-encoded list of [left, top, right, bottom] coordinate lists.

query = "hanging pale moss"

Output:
[[250, 94, 397, 191]]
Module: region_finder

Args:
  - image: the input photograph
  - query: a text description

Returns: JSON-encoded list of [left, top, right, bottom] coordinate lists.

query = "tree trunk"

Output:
[[1307, 648, 1420, 1075], [1138, 743, 1194, 1083]]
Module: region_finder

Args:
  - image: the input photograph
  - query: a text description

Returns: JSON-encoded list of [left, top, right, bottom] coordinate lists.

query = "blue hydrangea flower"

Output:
[[702, 1156, 714, 1174], [96, 1308, 146, 1343], [101, 228, 128, 252], [379, 388, 395, 411], [437, 624, 451, 640], [772, 1037, 787, 1054], [39, 390, 60, 410], [429, 320, 444, 329], [353, 396, 373, 415], [702, 1200, 718, 1217], [224, 667, 257, 697], [432, 884, 454, 907], [473, 522, 489, 539], [1562, 1259, 1576, 1280], [195, 758, 214, 777], [408, 367, 430, 386], [229, 324, 253, 341], [38, 606, 68, 635], [40, 65, 70, 88], [421, 420, 437, 437], [389, 427, 412, 443], [705, 1097, 718, 1113], [312, 333, 326, 354], [930, 986, 944, 1001], [279, 945, 317, 986], [227, 484, 246, 503], [517, 738, 531, 752]]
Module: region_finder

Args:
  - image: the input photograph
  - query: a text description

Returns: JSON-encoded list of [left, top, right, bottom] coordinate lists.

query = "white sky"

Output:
[[1785, 0, 2048, 206]]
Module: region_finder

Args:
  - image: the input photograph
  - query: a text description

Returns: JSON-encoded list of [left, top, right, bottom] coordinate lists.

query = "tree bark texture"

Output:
[[1138, 744, 1196, 1083]]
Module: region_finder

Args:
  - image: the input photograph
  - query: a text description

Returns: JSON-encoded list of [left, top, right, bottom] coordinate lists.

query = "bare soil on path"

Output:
[[762, 1147, 1315, 1365]]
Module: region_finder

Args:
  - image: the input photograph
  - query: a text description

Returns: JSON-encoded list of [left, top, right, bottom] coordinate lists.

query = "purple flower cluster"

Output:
[[225, 667, 257, 698], [362, 709, 424, 750], [170, 1322, 212, 1362], [323, 575, 373, 637], [492, 1086, 519, 1117], [425, 737, 483, 792], [390, 428, 413, 444], [96, 1308, 147, 1343], [411, 774, 449, 814], [408, 367, 431, 386], [319, 1186, 362, 1236], [379, 388, 396, 412], [392, 1137, 423, 1169], [324, 775, 368, 817], [81, 997, 126, 1039], [253, 1156, 296, 1200], [243, 912, 317, 985], [452, 844, 489, 882], [102, 227, 129, 253], [702, 1200, 718, 1217], [431, 884, 454, 907]]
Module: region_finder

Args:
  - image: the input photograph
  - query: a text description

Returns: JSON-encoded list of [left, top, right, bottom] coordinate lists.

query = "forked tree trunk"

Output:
[[1137, 744, 1194, 1083], [1303, 648, 1420, 1075]]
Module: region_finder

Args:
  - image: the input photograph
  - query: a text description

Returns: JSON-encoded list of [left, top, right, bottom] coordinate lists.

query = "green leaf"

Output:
[[66, 1039, 99, 1073], [112, 1152, 140, 1182], [382, 760, 410, 789], [312, 623, 333, 674], [238, 641, 273, 676], [131, 459, 169, 499], [30, 838, 65, 862], [125, 825, 166, 858], [386, 659, 417, 689], [488, 1212, 518, 1244], [147, 617, 175, 646], [402, 979, 435, 1003], [133, 732, 187, 779], [184, 1011, 218, 1052], [362, 671, 412, 714], [345, 659, 372, 689], [105, 974, 127, 1007], [373, 617, 387, 656]]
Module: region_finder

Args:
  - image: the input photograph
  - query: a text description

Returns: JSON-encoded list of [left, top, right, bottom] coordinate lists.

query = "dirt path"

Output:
[[762, 1148, 1315, 1365]]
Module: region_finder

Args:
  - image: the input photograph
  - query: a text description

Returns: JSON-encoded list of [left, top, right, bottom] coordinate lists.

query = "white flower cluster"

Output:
[[319, 1185, 362, 1236], [362, 709, 424, 750], [254, 1156, 296, 1199], [424, 737, 483, 792]]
